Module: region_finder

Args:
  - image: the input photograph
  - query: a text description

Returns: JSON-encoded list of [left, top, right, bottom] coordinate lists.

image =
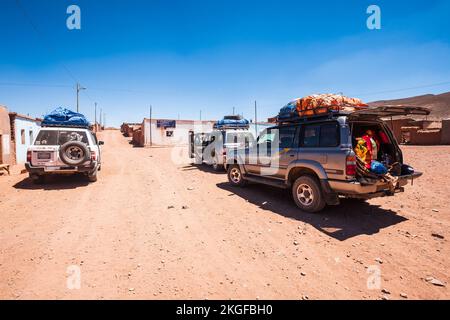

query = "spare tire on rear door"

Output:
[[59, 141, 90, 166]]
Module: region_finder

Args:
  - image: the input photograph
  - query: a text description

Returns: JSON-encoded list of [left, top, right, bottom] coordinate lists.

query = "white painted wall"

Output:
[[143, 119, 215, 146], [142, 119, 272, 146], [14, 118, 41, 163]]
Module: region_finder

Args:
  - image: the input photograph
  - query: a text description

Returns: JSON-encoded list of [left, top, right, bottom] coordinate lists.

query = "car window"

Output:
[[301, 125, 320, 147], [258, 130, 276, 144], [91, 132, 98, 145], [301, 123, 339, 148], [279, 126, 296, 148], [226, 132, 255, 145], [319, 123, 339, 147], [34, 130, 58, 145], [58, 131, 88, 145]]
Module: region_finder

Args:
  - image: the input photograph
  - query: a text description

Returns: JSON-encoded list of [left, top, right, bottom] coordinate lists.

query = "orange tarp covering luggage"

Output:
[[294, 94, 368, 117]]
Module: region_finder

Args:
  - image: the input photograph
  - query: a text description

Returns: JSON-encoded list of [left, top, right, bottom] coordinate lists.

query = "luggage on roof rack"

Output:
[[277, 94, 368, 123], [42, 107, 90, 128], [214, 116, 249, 129]]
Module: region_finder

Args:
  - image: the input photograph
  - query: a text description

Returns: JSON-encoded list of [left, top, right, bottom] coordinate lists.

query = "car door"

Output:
[[188, 131, 194, 158], [298, 122, 342, 179], [256, 126, 297, 178], [275, 125, 298, 178], [244, 129, 269, 174]]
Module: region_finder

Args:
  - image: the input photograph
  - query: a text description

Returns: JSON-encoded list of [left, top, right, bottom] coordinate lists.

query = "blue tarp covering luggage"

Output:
[[214, 117, 249, 129], [277, 101, 298, 121], [42, 107, 90, 128]]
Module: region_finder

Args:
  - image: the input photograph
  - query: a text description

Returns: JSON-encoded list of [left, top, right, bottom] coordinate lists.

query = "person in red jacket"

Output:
[[362, 129, 380, 167]]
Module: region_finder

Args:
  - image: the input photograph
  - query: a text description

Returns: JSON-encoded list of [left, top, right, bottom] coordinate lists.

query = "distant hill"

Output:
[[369, 91, 450, 119]]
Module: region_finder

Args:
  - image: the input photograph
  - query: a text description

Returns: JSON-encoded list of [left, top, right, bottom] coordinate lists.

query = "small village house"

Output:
[[8, 112, 41, 164], [141, 119, 216, 147], [0, 105, 12, 166]]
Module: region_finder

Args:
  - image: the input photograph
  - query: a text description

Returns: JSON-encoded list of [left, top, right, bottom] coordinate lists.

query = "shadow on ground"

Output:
[[217, 182, 407, 241], [181, 164, 226, 175], [13, 174, 90, 190]]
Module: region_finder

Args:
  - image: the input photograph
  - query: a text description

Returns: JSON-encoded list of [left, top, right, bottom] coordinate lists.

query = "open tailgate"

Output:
[[349, 105, 430, 119]]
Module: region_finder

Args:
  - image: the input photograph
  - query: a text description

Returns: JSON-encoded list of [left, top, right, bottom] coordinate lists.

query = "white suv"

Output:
[[25, 127, 103, 184]]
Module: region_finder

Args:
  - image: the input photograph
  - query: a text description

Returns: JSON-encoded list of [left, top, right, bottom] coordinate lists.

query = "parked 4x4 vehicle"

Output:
[[26, 127, 103, 184], [226, 105, 429, 213], [189, 128, 255, 171]]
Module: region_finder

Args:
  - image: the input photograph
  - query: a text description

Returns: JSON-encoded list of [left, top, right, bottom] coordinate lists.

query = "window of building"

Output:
[[21, 129, 25, 145], [29, 130, 34, 145]]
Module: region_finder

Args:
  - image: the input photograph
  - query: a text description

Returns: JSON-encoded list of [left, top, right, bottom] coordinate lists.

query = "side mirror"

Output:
[[99, 141, 105, 145]]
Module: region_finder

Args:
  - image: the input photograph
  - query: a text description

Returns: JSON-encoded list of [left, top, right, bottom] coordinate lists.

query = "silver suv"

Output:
[[189, 129, 255, 171], [25, 127, 103, 184], [225, 106, 429, 213]]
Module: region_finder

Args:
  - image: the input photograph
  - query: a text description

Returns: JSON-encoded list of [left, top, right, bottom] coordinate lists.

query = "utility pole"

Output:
[[94, 102, 97, 132], [200, 110, 202, 121], [254, 100, 258, 136], [232, 106, 235, 115], [149, 105, 153, 146], [99, 108, 102, 129], [103, 113, 106, 128], [76, 83, 86, 112]]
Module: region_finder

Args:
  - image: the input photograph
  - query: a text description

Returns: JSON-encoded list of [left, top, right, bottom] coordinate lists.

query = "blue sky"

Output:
[[0, 0, 449, 126]]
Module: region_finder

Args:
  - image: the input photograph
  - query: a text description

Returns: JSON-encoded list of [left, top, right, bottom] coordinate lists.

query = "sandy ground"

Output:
[[0, 130, 449, 300]]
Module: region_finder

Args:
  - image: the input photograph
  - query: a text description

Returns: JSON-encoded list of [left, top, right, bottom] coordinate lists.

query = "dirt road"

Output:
[[1, 130, 449, 299]]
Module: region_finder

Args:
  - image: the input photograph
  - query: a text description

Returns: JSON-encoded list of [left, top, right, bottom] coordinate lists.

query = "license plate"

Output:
[[44, 166, 60, 171], [37, 152, 52, 160]]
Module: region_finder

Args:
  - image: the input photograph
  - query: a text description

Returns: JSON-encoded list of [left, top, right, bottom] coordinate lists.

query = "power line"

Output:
[[0, 82, 73, 88], [353, 80, 450, 97], [14, 0, 97, 112], [14, 0, 80, 84]]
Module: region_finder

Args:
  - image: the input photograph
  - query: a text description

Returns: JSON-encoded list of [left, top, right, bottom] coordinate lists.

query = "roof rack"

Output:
[[276, 111, 349, 125], [41, 123, 91, 129], [213, 125, 250, 130]]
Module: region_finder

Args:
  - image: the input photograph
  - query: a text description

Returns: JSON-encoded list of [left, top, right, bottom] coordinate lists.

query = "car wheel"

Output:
[[292, 176, 326, 213], [194, 154, 203, 165], [227, 164, 246, 187], [212, 158, 223, 172], [30, 174, 45, 184], [87, 168, 98, 182], [59, 141, 90, 166]]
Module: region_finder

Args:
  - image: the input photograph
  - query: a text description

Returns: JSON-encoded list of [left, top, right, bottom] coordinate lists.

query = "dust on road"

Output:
[[0, 130, 449, 299]]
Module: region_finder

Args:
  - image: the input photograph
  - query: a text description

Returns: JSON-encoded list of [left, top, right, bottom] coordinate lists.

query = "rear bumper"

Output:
[[328, 171, 422, 197], [25, 162, 97, 175]]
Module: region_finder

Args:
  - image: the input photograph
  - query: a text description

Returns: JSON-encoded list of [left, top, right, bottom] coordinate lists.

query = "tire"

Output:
[[59, 141, 90, 166], [227, 164, 247, 187], [30, 174, 45, 184], [292, 175, 326, 213], [194, 153, 203, 165], [212, 157, 224, 172], [87, 168, 98, 182]]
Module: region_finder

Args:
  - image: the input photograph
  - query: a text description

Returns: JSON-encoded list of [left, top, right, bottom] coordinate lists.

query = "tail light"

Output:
[[346, 155, 356, 176], [90, 151, 97, 161], [27, 150, 32, 163]]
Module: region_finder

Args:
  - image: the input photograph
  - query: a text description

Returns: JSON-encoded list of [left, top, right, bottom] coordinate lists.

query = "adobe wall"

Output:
[[410, 130, 442, 145], [441, 119, 450, 145], [0, 106, 12, 164]]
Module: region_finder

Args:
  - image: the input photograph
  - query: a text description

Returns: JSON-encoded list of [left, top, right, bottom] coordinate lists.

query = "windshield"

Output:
[[35, 130, 88, 146], [226, 132, 255, 145]]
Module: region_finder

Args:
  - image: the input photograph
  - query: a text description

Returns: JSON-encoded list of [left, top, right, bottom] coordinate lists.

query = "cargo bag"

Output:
[[277, 94, 368, 121], [42, 107, 90, 128]]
